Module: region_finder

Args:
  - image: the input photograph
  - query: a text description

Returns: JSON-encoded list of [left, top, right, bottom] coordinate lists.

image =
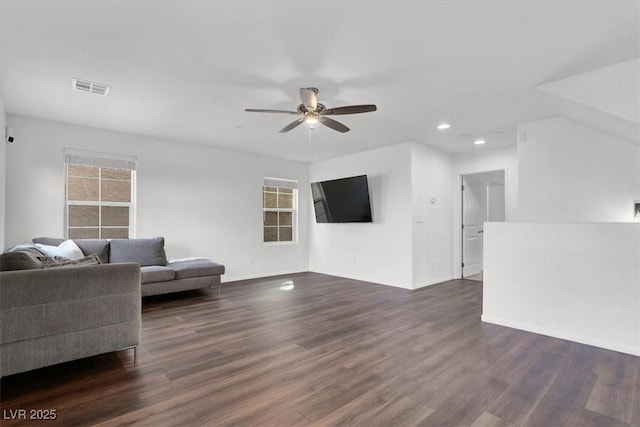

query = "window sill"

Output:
[[263, 241, 298, 247]]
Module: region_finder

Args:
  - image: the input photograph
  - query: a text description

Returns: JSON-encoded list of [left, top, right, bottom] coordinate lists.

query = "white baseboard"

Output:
[[224, 271, 454, 292], [481, 315, 640, 357], [412, 275, 455, 289], [308, 269, 413, 290], [222, 269, 308, 283]]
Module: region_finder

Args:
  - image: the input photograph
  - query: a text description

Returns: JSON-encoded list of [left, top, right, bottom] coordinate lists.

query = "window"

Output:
[[263, 178, 297, 243], [64, 150, 136, 239]]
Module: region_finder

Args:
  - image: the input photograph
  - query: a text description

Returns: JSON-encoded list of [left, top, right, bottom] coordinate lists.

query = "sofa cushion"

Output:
[[140, 266, 175, 284], [109, 237, 168, 266], [0, 251, 44, 271], [35, 239, 85, 260], [168, 259, 225, 279], [33, 238, 110, 264]]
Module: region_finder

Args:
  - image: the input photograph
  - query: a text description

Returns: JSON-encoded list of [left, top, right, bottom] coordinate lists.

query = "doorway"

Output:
[[461, 170, 505, 280]]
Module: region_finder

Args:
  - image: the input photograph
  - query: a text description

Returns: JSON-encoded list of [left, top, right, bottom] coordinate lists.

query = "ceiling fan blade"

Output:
[[299, 88, 318, 111], [319, 117, 350, 133], [321, 104, 377, 115], [245, 108, 299, 114], [279, 117, 306, 133]]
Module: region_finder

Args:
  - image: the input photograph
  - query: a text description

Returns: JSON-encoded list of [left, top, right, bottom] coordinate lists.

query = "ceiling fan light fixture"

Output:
[[305, 114, 319, 125], [245, 87, 375, 133]]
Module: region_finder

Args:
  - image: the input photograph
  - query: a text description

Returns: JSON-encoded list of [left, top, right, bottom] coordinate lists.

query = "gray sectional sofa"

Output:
[[32, 237, 225, 297], [0, 262, 141, 377], [0, 236, 225, 377]]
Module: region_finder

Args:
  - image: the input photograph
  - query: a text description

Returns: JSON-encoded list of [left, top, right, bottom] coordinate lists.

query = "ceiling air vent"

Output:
[[72, 78, 111, 97]]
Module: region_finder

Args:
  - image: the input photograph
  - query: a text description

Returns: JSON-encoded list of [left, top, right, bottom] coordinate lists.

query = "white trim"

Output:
[[454, 168, 507, 279], [412, 275, 455, 289], [263, 180, 298, 244], [64, 154, 137, 239], [67, 201, 131, 207], [308, 269, 413, 290], [64, 147, 137, 170], [264, 177, 298, 189], [222, 269, 308, 283], [263, 241, 297, 247], [225, 271, 454, 290], [481, 315, 640, 357], [129, 170, 137, 237]]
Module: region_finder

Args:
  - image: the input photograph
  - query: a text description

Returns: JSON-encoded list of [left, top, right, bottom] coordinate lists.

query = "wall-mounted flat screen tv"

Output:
[[311, 175, 372, 223]]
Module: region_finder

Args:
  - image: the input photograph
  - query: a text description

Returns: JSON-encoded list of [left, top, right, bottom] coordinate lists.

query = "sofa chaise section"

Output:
[[141, 259, 225, 297]]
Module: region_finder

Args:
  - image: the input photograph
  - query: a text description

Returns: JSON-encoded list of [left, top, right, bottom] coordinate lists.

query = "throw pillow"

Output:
[[73, 239, 110, 263], [32, 238, 110, 263], [38, 254, 102, 268], [0, 251, 44, 271], [37, 256, 71, 268], [7, 244, 46, 257], [35, 239, 85, 260]]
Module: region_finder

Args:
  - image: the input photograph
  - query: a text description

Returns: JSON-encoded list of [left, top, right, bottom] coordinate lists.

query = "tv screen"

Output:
[[311, 175, 372, 223]]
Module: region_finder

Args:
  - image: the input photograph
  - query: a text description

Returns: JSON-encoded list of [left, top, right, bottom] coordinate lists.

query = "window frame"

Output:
[[63, 150, 137, 239], [263, 178, 298, 246]]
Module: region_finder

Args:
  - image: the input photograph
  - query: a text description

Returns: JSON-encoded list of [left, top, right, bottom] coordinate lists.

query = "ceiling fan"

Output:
[[245, 87, 377, 133]]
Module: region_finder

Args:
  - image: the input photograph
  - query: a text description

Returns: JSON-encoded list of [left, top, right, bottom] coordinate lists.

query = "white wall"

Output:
[[309, 143, 414, 289], [518, 116, 640, 222], [411, 143, 454, 287], [308, 141, 455, 290], [483, 222, 640, 356], [0, 96, 6, 250], [453, 145, 518, 221], [452, 145, 518, 277], [537, 58, 640, 125], [4, 115, 310, 281]]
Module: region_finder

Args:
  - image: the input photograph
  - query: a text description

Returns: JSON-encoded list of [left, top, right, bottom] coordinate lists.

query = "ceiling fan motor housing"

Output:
[[298, 103, 326, 114]]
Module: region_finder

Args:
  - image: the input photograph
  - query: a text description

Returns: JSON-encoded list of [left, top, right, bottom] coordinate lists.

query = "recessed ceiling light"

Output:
[[437, 123, 451, 130], [474, 139, 486, 145]]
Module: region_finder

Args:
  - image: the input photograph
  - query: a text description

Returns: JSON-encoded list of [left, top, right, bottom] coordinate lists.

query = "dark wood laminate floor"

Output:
[[2, 272, 639, 426]]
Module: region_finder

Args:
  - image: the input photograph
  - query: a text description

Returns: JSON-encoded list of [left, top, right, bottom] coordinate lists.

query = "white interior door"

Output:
[[462, 178, 483, 277]]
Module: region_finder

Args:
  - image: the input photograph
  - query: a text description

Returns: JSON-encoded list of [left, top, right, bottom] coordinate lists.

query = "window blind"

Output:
[[64, 149, 137, 170], [264, 177, 298, 189]]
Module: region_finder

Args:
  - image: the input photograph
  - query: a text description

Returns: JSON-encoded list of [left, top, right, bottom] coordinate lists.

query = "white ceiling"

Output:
[[1, 1, 638, 162]]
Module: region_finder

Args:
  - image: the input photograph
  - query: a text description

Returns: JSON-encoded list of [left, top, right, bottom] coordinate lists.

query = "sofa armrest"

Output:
[[0, 263, 141, 344]]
